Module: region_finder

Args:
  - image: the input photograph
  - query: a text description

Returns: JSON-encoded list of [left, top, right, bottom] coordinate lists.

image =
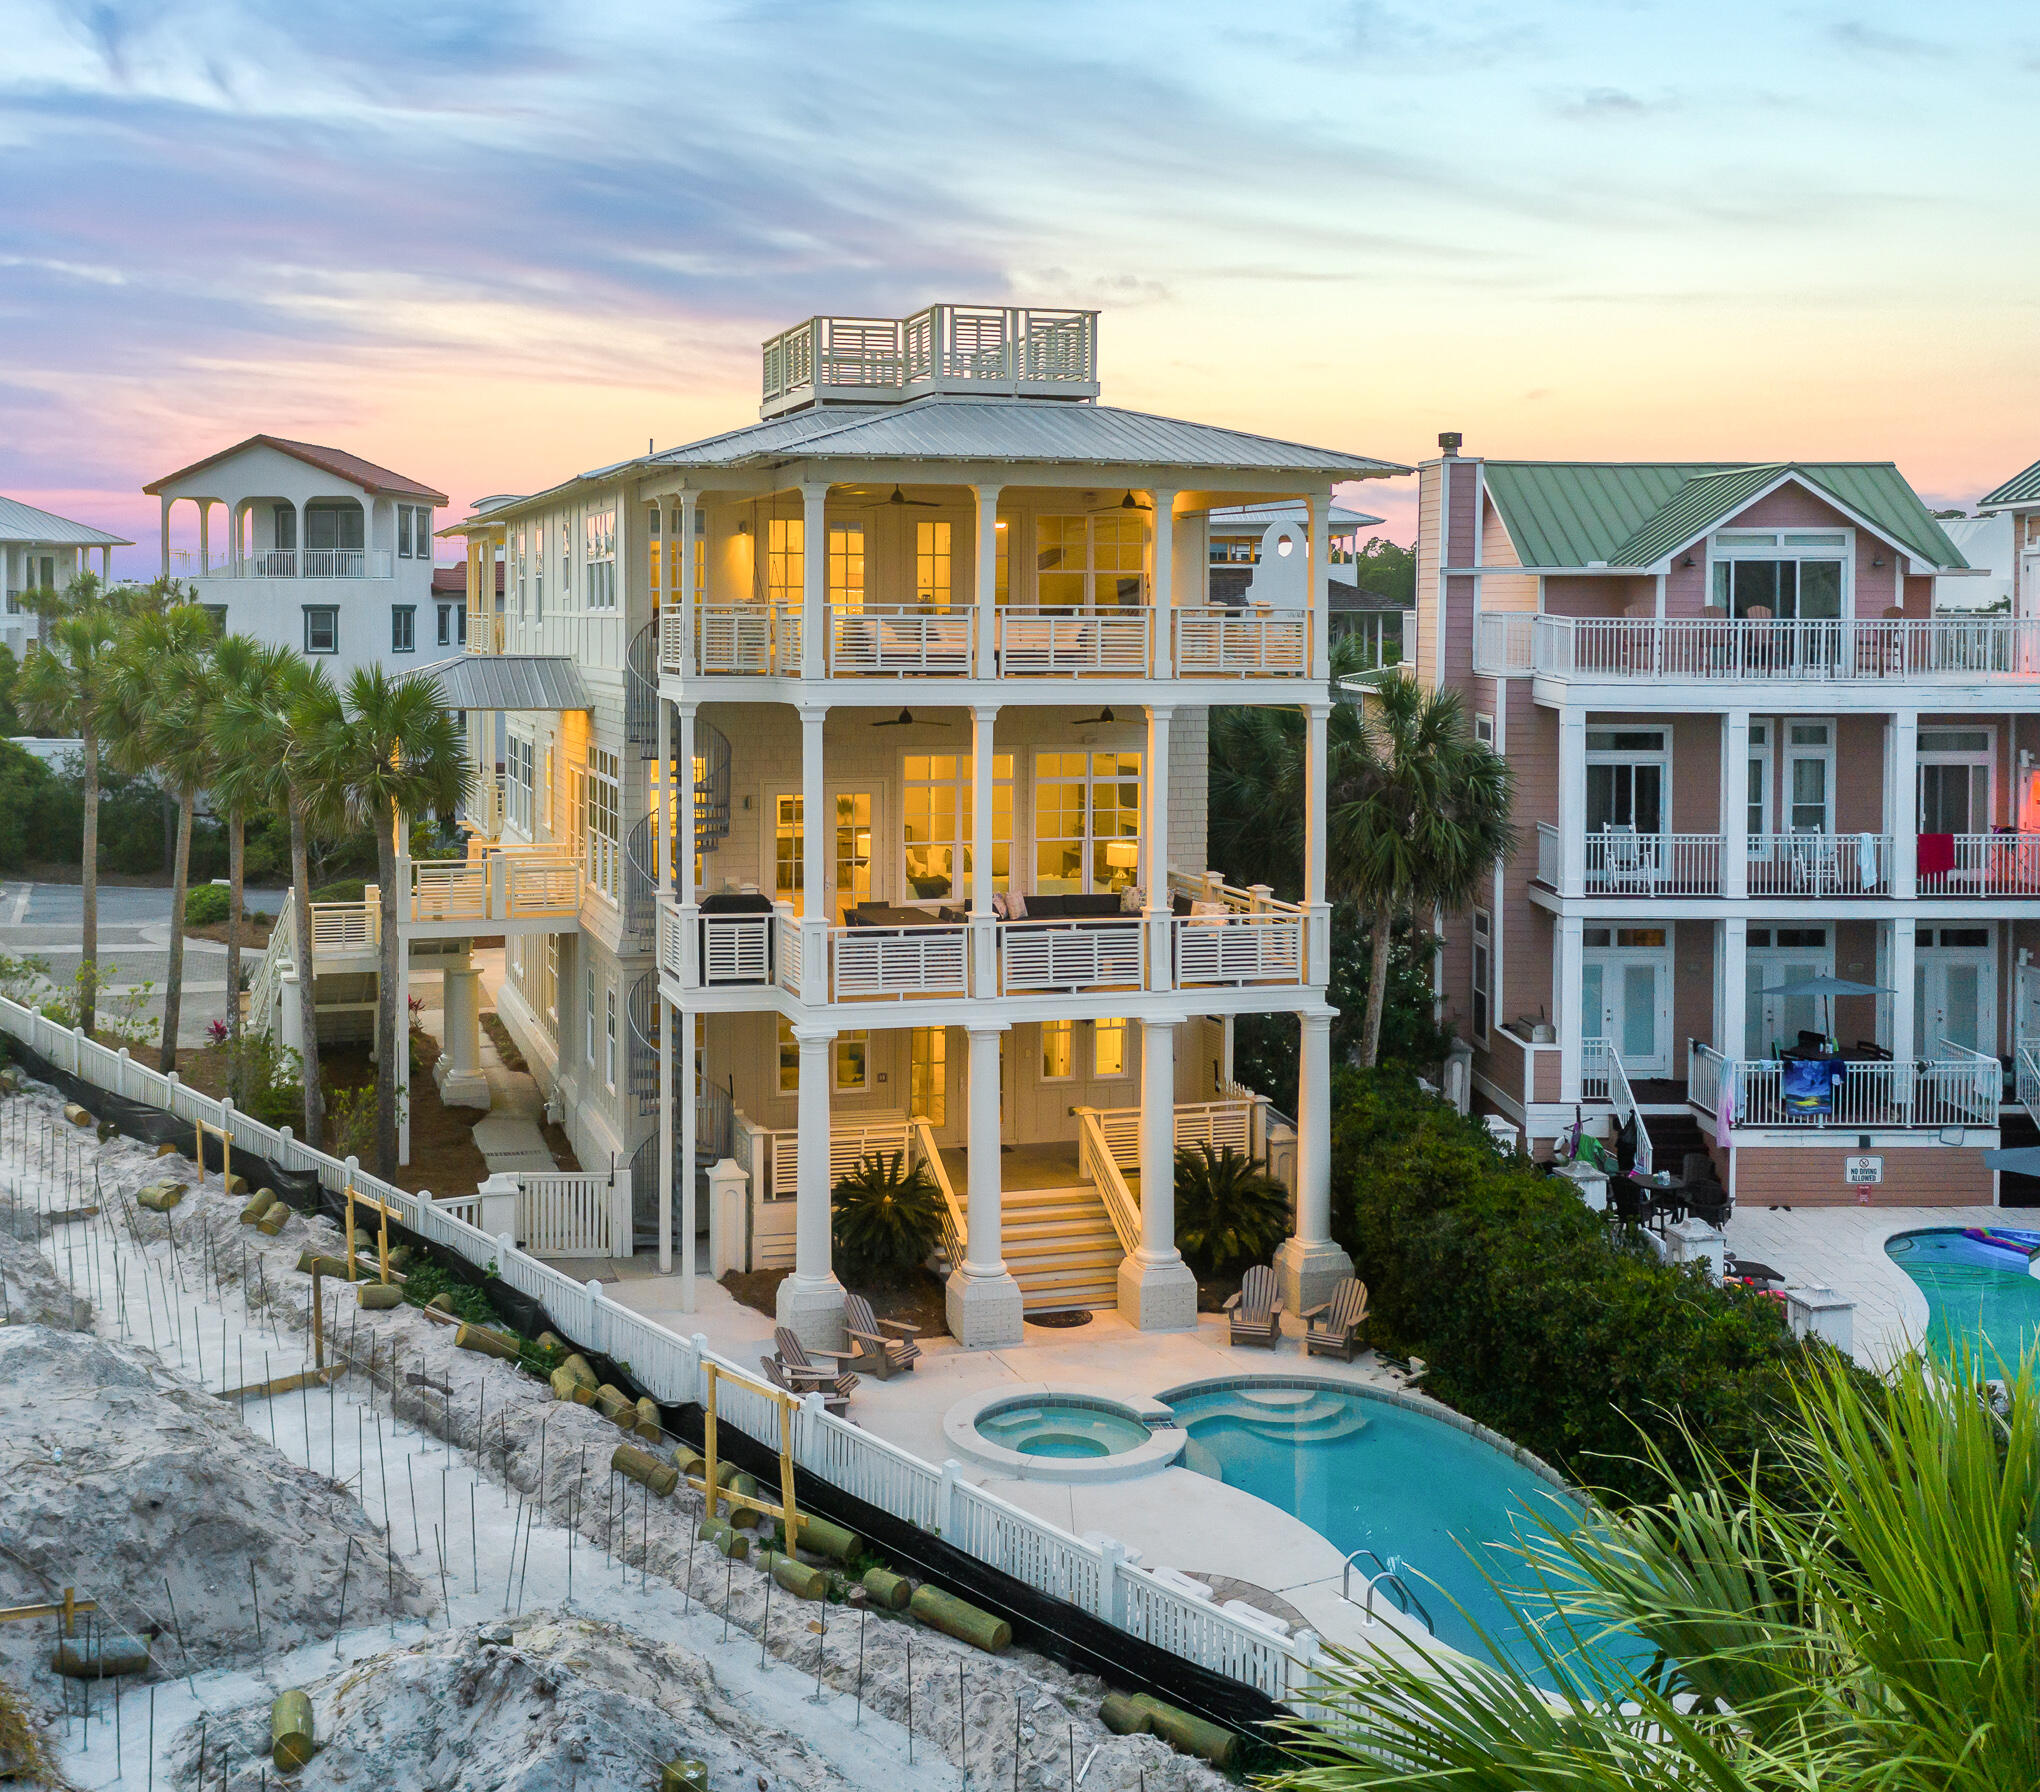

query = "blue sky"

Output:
[[3, 0, 2036, 568]]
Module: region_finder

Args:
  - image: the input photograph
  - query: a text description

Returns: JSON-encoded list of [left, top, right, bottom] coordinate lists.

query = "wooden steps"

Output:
[[958, 1182, 1124, 1311]]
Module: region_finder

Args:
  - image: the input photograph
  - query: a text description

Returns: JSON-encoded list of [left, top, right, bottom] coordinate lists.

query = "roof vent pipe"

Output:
[[1438, 431, 1463, 456]]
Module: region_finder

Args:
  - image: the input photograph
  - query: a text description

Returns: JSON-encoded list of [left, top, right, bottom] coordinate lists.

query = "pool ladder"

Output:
[[1342, 1549, 1434, 1633]]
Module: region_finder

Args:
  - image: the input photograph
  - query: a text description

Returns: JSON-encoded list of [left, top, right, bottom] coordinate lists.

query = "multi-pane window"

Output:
[[777, 1017, 800, 1094], [398, 507, 413, 558], [541, 936, 559, 1037], [774, 795, 803, 914], [303, 607, 338, 654], [1094, 1017, 1128, 1078], [1035, 515, 1146, 610], [773, 794, 867, 923], [391, 606, 415, 653], [506, 735, 535, 834], [835, 1031, 868, 1092], [915, 521, 952, 609], [1041, 1019, 1073, 1080], [583, 508, 616, 609], [585, 747, 620, 900], [397, 505, 431, 558], [766, 517, 804, 605], [828, 526, 864, 614], [1471, 910, 1492, 1044], [1033, 751, 1142, 894], [903, 754, 1012, 900], [1710, 531, 1848, 620], [533, 520, 546, 620], [604, 987, 617, 1089], [911, 1027, 946, 1126]]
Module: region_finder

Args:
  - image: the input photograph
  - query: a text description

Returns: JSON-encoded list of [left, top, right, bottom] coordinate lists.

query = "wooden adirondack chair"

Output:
[[1301, 1279, 1369, 1362], [1223, 1263, 1282, 1348], [762, 1350, 852, 1416], [842, 1292, 921, 1379], [770, 1326, 859, 1408]]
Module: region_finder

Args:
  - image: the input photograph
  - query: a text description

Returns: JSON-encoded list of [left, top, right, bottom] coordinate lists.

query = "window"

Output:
[[910, 1027, 947, 1125], [1471, 910, 1492, 1044], [1474, 713, 1494, 748], [1585, 727, 1667, 835], [437, 602, 454, 646], [902, 753, 1014, 900], [391, 606, 415, 653], [835, 1031, 868, 1093], [585, 747, 620, 900], [397, 505, 431, 558], [398, 508, 413, 558], [1033, 751, 1142, 894], [1094, 1017, 1128, 1078], [827, 525, 864, 614], [201, 605, 228, 635], [777, 1017, 800, 1094], [541, 936, 558, 1037], [1035, 514, 1147, 610], [604, 987, 617, 1089], [1785, 722, 1832, 833], [1041, 1019, 1073, 1080], [303, 607, 338, 654], [585, 967, 596, 1065], [533, 519, 545, 620], [766, 517, 804, 605], [915, 521, 952, 609], [1710, 530, 1848, 620], [774, 795, 803, 913], [1919, 729, 1992, 834], [506, 736, 535, 834], [305, 503, 364, 555], [583, 508, 616, 609]]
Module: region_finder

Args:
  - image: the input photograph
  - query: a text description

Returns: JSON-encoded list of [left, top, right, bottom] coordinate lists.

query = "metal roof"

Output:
[[1482, 461, 1967, 572], [1978, 458, 2040, 510], [1207, 501, 1383, 531], [0, 495, 132, 548], [414, 655, 591, 712]]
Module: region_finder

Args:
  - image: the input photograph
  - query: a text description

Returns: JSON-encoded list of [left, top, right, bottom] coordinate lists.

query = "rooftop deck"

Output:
[[761, 304, 1100, 416]]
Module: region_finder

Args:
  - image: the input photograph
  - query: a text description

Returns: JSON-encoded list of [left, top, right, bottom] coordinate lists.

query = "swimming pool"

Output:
[[1885, 1227, 2040, 1366], [1161, 1380, 1615, 1678]]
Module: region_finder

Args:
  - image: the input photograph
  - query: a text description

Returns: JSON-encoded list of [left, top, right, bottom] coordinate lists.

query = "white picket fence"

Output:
[[0, 999, 1325, 1711]]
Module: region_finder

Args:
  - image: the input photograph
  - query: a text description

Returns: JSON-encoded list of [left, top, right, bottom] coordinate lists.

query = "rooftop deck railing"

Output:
[[1527, 613, 2040, 682], [761, 304, 1099, 406]]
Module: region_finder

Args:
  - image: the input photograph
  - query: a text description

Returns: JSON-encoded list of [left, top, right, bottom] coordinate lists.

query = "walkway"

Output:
[[464, 946, 558, 1178]]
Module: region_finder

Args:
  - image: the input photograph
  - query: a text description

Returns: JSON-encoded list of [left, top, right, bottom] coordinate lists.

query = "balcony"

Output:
[[760, 304, 1099, 416], [1689, 1041, 2000, 1132], [407, 849, 582, 930], [171, 549, 395, 580], [1478, 611, 2040, 684], [1917, 833, 2040, 897]]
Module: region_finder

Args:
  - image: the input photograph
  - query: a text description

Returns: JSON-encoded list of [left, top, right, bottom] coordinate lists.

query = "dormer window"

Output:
[[1709, 530, 1849, 619]]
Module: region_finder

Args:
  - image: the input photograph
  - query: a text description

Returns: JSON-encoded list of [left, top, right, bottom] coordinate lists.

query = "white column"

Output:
[[1150, 488, 1177, 678], [776, 1022, 845, 1347], [1720, 710, 1750, 899], [394, 926, 411, 1167], [1145, 705, 1173, 991], [433, 961, 488, 1109], [1275, 1008, 1353, 1316], [973, 483, 1002, 678], [1719, 916, 1748, 1065], [197, 501, 210, 573], [1889, 919, 1917, 1063], [1116, 1017, 1198, 1331], [159, 498, 172, 578], [970, 705, 998, 994], [676, 702, 698, 987], [658, 992, 674, 1275], [1304, 701, 1331, 984], [677, 493, 698, 677], [1556, 913, 1586, 1102], [800, 482, 828, 679], [679, 1004, 697, 1307], [1891, 710, 1919, 898], [947, 1022, 1023, 1347], [1558, 708, 1587, 898], [800, 705, 828, 998], [1307, 490, 1331, 680]]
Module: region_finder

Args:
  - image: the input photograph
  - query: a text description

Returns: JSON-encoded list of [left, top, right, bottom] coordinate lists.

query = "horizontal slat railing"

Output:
[[0, 993, 1318, 1706], [999, 918, 1143, 993], [1174, 914, 1303, 985], [1173, 610, 1308, 676], [828, 605, 975, 676], [997, 608, 1151, 676]]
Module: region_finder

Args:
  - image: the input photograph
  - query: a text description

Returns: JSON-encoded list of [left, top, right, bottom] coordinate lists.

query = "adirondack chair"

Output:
[[1223, 1263, 1282, 1349], [770, 1326, 859, 1408], [1301, 1279, 1369, 1362], [842, 1292, 921, 1379], [763, 1351, 852, 1417]]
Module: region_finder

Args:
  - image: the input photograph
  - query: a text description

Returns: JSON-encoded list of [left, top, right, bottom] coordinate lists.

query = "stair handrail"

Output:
[[1076, 1106, 1143, 1257], [247, 893, 296, 1038], [1340, 1548, 1435, 1633], [910, 1117, 965, 1269]]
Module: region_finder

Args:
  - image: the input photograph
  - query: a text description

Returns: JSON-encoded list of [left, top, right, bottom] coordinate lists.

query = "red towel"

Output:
[[1917, 832, 1956, 877]]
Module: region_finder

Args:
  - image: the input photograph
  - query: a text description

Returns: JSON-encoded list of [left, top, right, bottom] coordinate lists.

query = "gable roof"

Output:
[[144, 436, 448, 504], [1481, 460, 1966, 572], [0, 495, 132, 548], [1979, 458, 2040, 511]]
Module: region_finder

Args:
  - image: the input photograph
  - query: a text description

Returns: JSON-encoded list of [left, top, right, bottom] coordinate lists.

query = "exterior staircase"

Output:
[[957, 1182, 1124, 1312]]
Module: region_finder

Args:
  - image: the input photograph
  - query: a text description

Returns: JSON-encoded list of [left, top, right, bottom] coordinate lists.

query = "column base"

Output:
[[945, 1268, 1026, 1349], [1274, 1235, 1355, 1321], [1116, 1251, 1199, 1333], [431, 1055, 492, 1111], [775, 1272, 847, 1353]]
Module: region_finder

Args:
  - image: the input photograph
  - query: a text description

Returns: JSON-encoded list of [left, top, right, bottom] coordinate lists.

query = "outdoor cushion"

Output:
[[701, 890, 772, 914]]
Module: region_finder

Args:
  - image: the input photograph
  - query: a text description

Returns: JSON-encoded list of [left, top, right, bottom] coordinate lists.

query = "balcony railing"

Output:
[[1472, 611, 1536, 675], [1535, 825, 1893, 898], [174, 549, 396, 581], [1174, 609, 1309, 676], [1528, 613, 2040, 683], [1917, 833, 2040, 897], [1690, 1042, 2001, 1131], [832, 922, 971, 999], [408, 852, 581, 925], [761, 304, 1099, 410], [829, 605, 973, 676], [1000, 917, 1145, 994], [1746, 832, 1891, 896]]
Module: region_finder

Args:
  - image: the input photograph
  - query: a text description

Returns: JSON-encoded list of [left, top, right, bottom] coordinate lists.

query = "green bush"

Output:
[[831, 1151, 945, 1285], [182, 884, 232, 926], [311, 879, 368, 905], [1173, 1143, 1291, 1277], [1332, 1068, 1834, 1506], [401, 1259, 497, 1326]]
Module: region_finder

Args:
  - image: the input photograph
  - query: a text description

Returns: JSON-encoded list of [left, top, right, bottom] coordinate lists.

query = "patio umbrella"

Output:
[[1754, 975, 1893, 1049], [1982, 1146, 2040, 1176]]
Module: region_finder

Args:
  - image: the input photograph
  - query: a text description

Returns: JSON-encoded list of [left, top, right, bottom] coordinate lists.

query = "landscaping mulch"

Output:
[[720, 1266, 951, 1340]]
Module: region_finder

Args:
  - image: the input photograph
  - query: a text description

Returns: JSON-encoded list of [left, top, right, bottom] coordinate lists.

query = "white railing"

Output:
[[301, 549, 374, 579], [828, 605, 974, 676], [2018, 1046, 2040, 1117], [997, 607, 1151, 676], [517, 1169, 619, 1258], [764, 1118, 913, 1204], [1688, 1042, 1727, 1117], [503, 857, 581, 918], [409, 860, 487, 921], [690, 602, 789, 675], [1746, 833, 1890, 896], [777, 912, 804, 994], [1092, 1098, 1258, 1172], [1076, 1108, 1143, 1256], [0, 994, 1317, 1707], [1535, 823, 1561, 890], [1728, 1054, 2001, 1130], [702, 914, 773, 985], [762, 305, 1099, 404], [1174, 912, 1305, 985], [1173, 609, 1309, 676], [831, 922, 969, 999], [408, 855, 581, 924], [1583, 1036, 1651, 1176], [1917, 833, 2040, 897], [911, 1117, 965, 1270], [310, 900, 376, 953], [464, 772, 505, 842], [999, 917, 1143, 993], [1472, 610, 1535, 675], [1532, 613, 2040, 682], [168, 549, 235, 577], [1579, 831, 1723, 897]]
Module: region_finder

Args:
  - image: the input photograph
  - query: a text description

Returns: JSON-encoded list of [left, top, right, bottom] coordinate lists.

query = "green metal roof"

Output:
[[1481, 461, 1968, 572], [1979, 458, 2040, 510]]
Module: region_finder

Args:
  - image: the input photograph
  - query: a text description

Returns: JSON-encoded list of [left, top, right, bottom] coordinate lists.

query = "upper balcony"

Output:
[[1476, 612, 2040, 689], [171, 548, 397, 580], [761, 305, 1099, 418]]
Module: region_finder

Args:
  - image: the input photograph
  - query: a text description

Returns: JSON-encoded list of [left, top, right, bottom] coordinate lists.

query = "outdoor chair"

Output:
[[1302, 1277, 1369, 1362], [763, 1351, 852, 1417], [1223, 1263, 1282, 1348], [842, 1292, 921, 1379], [770, 1326, 859, 1408]]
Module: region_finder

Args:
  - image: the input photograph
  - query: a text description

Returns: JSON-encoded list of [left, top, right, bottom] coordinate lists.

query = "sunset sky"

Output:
[[5, 0, 2036, 575]]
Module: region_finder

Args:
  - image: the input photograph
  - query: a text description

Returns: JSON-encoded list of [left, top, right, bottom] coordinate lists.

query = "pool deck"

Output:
[[572, 1258, 1443, 1659], [1722, 1203, 2018, 1368]]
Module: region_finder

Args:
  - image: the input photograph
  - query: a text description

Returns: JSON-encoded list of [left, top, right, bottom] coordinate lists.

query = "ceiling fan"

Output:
[[848, 484, 943, 509], [1069, 707, 1118, 726], [1088, 489, 1150, 514], [872, 708, 952, 729]]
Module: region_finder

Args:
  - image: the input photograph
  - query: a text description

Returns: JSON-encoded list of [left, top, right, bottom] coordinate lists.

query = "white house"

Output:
[[1, 495, 130, 657], [144, 436, 448, 678]]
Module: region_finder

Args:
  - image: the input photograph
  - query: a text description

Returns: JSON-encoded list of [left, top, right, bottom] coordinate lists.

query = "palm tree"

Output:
[[307, 667, 467, 1177], [214, 654, 342, 1142], [100, 603, 219, 1072], [1270, 1351, 2040, 1792], [15, 573, 118, 1035], [1336, 674, 1513, 1066]]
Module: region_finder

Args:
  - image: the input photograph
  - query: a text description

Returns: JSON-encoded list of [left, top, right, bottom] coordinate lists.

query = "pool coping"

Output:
[[941, 1383, 1189, 1484]]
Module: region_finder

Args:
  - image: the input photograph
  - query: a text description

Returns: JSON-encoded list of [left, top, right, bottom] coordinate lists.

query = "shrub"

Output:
[[401, 1259, 497, 1326], [1173, 1143, 1292, 1277], [312, 879, 367, 905], [221, 1032, 304, 1128], [182, 883, 232, 927], [831, 1150, 944, 1285]]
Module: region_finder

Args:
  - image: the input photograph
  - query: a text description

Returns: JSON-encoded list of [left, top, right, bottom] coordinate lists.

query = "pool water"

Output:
[[974, 1396, 1154, 1459], [1165, 1382, 1630, 1681], [1885, 1227, 2040, 1366]]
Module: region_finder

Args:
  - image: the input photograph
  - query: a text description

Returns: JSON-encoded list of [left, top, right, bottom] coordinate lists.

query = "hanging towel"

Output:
[[1917, 832, 1956, 878]]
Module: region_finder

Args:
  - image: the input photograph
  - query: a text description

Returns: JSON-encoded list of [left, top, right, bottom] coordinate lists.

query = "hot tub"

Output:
[[942, 1388, 1187, 1482]]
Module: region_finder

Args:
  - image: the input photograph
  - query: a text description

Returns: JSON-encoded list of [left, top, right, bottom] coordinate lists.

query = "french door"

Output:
[[1582, 927, 1671, 1076], [1746, 926, 1831, 1058], [1915, 927, 1994, 1058]]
